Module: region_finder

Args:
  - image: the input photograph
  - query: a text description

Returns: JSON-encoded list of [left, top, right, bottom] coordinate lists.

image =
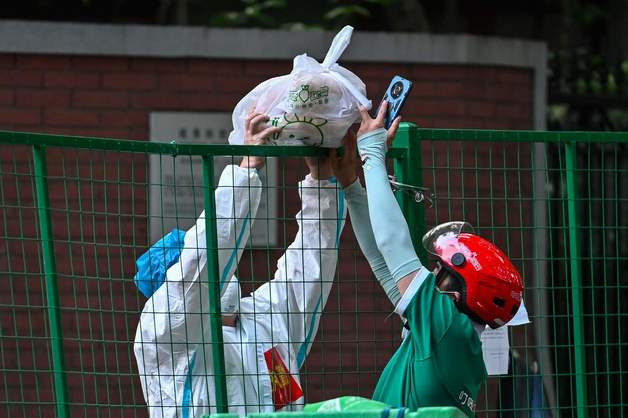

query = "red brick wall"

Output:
[[0, 54, 531, 136], [0, 53, 533, 416]]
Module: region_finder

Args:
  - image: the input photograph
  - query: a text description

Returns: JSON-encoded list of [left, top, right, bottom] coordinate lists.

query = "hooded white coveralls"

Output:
[[134, 165, 346, 417]]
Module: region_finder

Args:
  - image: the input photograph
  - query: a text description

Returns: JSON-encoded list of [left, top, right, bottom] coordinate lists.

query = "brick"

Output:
[[410, 65, 470, 81], [420, 116, 468, 128], [0, 108, 41, 125], [466, 100, 496, 118], [485, 83, 516, 101], [0, 89, 13, 105], [17, 55, 71, 70], [178, 92, 237, 111], [64, 127, 131, 139], [414, 99, 465, 116], [16, 89, 70, 107], [130, 57, 185, 73], [44, 108, 99, 127], [0, 70, 42, 87], [460, 118, 486, 129], [364, 80, 385, 98], [433, 81, 465, 97], [129, 127, 148, 140], [485, 117, 522, 130], [100, 110, 147, 127], [102, 73, 156, 90], [349, 62, 411, 78], [72, 56, 128, 71], [460, 82, 487, 99], [497, 68, 531, 84], [0, 54, 15, 68], [28, 126, 76, 137], [213, 76, 260, 93], [466, 66, 497, 81], [244, 60, 292, 78], [410, 81, 437, 97], [495, 103, 529, 120], [158, 73, 213, 91], [131, 92, 182, 109], [187, 58, 244, 75], [45, 71, 99, 88], [73, 91, 129, 108], [518, 89, 533, 103], [509, 118, 532, 129]]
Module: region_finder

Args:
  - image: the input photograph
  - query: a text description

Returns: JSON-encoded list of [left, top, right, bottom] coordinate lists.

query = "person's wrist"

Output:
[[338, 174, 358, 188], [309, 168, 333, 180], [357, 127, 387, 142], [240, 156, 264, 170], [343, 177, 362, 195]]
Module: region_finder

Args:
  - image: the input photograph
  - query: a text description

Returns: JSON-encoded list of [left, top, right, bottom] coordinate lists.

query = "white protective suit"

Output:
[[134, 165, 346, 417]]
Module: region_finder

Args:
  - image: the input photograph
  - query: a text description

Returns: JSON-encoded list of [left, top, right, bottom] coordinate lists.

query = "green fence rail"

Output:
[[0, 124, 626, 417]]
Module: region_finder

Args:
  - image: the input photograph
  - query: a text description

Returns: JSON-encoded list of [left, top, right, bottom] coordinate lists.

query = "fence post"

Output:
[[392, 122, 427, 263], [32, 145, 70, 418], [201, 155, 228, 412], [564, 142, 588, 418]]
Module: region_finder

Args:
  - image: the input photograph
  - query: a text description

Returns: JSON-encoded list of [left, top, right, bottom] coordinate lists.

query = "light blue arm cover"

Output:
[[344, 179, 401, 306], [357, 128, 422, 283]]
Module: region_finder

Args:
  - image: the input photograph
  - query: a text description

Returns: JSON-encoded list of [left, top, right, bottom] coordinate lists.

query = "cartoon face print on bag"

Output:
[[269, 113, 328, 146]]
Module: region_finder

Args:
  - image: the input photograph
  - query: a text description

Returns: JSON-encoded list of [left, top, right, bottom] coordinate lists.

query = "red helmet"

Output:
[[422, 222, 524, 329]]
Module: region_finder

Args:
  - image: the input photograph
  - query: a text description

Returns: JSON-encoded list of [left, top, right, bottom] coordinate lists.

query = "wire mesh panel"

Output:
[[419, 139, 552, 417], [0, 128, 626, 418], [568, 141, 627, 417], [46, 147, 148, 417], [415, 132, 628, 418], [0, 138, 397, 416], [0, 145, 55, 417]]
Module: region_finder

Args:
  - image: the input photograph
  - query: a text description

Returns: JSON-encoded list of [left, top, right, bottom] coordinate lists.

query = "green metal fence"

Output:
[[0, 125, 626, 417]]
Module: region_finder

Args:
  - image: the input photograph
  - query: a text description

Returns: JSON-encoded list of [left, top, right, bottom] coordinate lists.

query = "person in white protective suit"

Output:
[[134, 109, 347, 417]]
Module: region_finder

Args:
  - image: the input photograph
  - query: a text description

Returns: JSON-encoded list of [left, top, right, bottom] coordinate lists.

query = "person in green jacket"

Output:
[[328, 101, 525, 416]]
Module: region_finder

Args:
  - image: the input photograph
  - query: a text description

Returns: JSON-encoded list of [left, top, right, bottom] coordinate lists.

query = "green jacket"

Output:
[[373, 272, 487, 416]]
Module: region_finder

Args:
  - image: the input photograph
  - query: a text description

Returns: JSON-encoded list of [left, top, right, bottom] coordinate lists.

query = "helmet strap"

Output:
[[437, 262, 487, 327]]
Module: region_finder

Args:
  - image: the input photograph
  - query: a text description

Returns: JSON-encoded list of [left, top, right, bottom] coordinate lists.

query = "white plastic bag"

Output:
[[228, 26, 371, 148]]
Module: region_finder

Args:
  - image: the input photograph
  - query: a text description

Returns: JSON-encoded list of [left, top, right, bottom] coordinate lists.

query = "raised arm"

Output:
[[137, 109, 279, 338], [355, 103, 428, 299], [175, 165, 262, 298], [245, 158, 346, 368], [331, 130, 400, 307]]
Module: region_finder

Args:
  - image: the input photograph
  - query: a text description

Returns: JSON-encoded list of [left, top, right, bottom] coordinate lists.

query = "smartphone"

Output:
[[375, 75, 413, 129]]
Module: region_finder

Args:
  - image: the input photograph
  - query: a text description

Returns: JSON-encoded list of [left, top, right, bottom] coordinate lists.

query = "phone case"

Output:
[[378, 75, 413, 129]]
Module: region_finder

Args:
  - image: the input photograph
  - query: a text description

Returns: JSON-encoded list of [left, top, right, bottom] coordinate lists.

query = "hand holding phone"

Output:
[[375, 75, 413, 129]]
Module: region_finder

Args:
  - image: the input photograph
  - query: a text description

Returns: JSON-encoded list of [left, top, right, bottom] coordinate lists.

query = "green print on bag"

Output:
[[287, 84, 330, 110], [270, 113, 328, 146]]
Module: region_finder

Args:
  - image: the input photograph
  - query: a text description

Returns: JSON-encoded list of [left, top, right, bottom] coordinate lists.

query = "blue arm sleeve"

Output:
[[357, 128, 423, 285], [344, 179, 400, 306]]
